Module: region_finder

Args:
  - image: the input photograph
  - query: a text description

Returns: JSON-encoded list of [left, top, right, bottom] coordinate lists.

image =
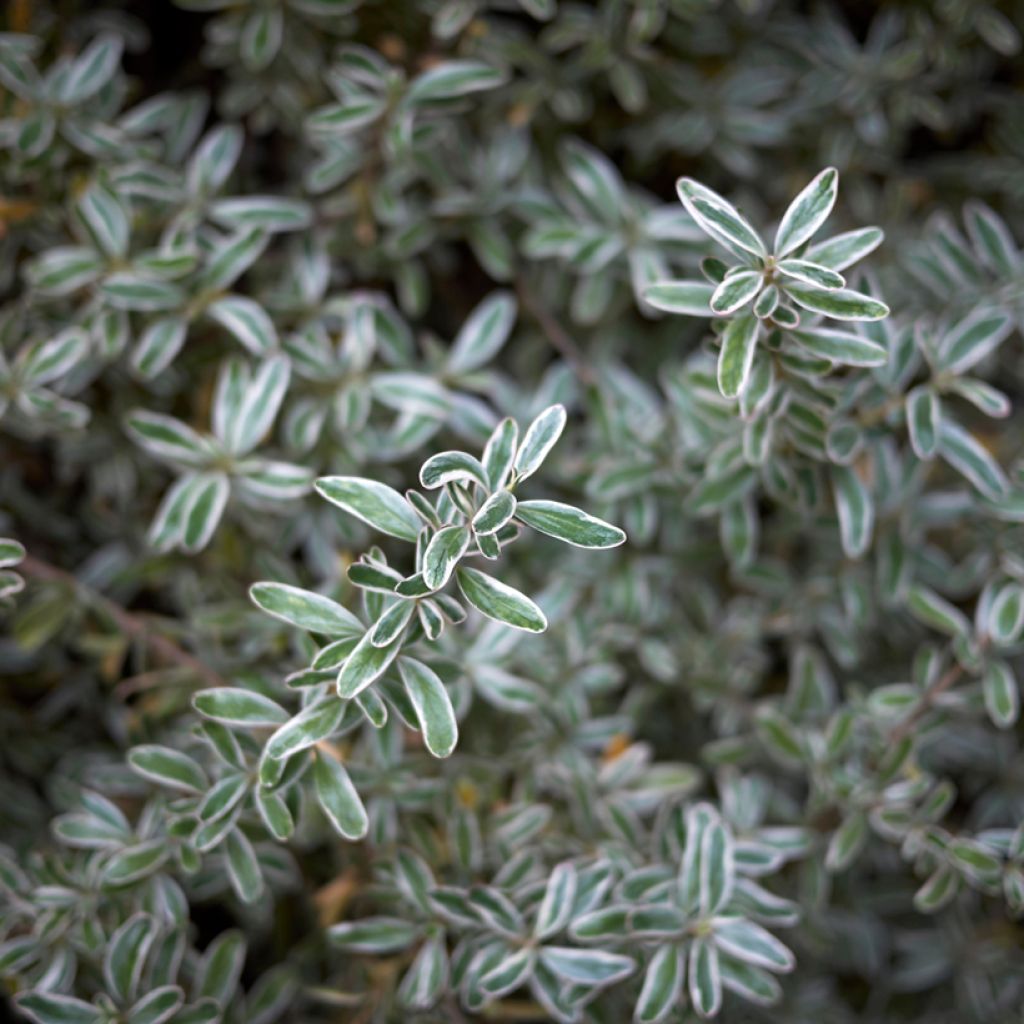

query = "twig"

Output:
[[19, 554, 224, 688], [888, 660, 964, 744], [515, 279, 596, 385]]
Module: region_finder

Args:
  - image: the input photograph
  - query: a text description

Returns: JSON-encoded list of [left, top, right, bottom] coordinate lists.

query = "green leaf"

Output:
[[314, 752, 368, 840], [790, 327, 887, 366], [104, 913, 156, 1005], [538, 946, 636, 987], [906, 584, 971, 637], [938, 419, 1008, 499], [482, 417, 519, 490], [207, 295, 277, 356], [448, 291, 516, 374], [250, 582, 362, 636], [265, 698, 346, 760], [472, 490, 517, 535], [315, 476, 421, 541], [514, 404, 567, 481], [988, 583, 1024, 645], [775, 259, 844, 289], [369, 599, 415, 647], [717, 314, 760, 398], [398, 657, 459, 758], [688, 938, 722, 1017], [181, 472, 230, 553], [306, 95, 387, 136], [806, 226, 884, 270], [676, 178, 765, 259], [225, 828, 264, 904], [408, 60, 506, 103], [785, 284, 889, 322], [774, 167, 838, 256], [515, 500, 626, 549], [983, 660, 1019, 729], [643, 280, 715, 316], [328, 918, 420, 953], [209, 196, 312, 234], [335, 628, 403, 699], [419, 450, 490, 490], [710, 270, 762, 315], [534, 861, 578, 940], [634, 944, 685, 1024], [193, 688, 289, 727], [124, 411, 210, 466], [197, 929, 246, 1005], [423, 525, 471, 590], [16, 993, 102, 1024], [479, 947, 537, 999], [456, 567, 547, 633], [127, 986, 184, 1024], [906, 387, 941, 460], [128, 745, 207, 793], [938, 307, 1014, 375], [831, 465, 873, 559]]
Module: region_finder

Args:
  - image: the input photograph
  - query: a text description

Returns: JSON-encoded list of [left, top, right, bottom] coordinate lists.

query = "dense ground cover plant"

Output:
[[2, 0, 1024, 1021]]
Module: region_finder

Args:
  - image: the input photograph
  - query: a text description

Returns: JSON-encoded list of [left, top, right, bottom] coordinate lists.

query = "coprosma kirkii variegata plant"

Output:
[[2, 2, 1024, 1023]]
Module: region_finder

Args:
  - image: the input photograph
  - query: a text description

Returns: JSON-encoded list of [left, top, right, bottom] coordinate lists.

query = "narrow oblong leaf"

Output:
[[314, 752, 368, 840], [514, 404, 567, 481], [398, 657, 459, 757], [717, 314, 760, 398], [774, 167, 838, 257], [315, 477, 421, 541], [456, 567, 547, 633], [516, 499, 625, 549]]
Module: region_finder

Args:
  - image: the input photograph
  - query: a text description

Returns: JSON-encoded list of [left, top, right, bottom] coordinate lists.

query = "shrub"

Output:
[[2, 1, 1024, 1022]]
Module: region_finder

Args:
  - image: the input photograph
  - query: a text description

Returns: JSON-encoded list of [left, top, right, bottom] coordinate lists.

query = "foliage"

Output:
[[2, 1, 1024, 1022]]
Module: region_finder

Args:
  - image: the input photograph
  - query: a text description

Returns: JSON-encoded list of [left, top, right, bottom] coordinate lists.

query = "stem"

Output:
[[19, 554, 224, 688], [515, 279, 596, 385], [888, 660, 964, 744]]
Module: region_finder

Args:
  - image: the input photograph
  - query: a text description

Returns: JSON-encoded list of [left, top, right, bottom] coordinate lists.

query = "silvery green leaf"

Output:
[[983, 660, 1019, 728], [423, 525, 471, 590], [181, 472, 230, 552], [676, 178, 765, 260], [225, 828, 264, 903], [187, 124, 243, 196], [515, 500, 626, 549], [561, 138, 626, 216], [688, 938, 721, 1018], [775, 259, 844, 289], [328, 918, 420, 954], [719, 955, 782, 1006], [936, 307, 1014, 375], [831, 465, 873, 559], [913, 866, 960, 915], [789, 327, 887, 366], [229, 354, 290, 455], [398, 657, 458, 757], [316, 477, 422, 541], [634, 944, 685, 1024], [124, 413, 209, 466], [988, 583, 1024, 645], [407, 60, 506, 103], [0, 538, 26, 569], [128, 745, 208, 793], [806, 226, 884, 270], [101, 274, 185, 312], [534, 861, 578, 940], [906, 387, 941, 459], [717, 313, 759, 398], [785, 284, 889, 321], [643, 280, 715, 316], [314, 752, 368, 840], [126, 986, 183, 1024], [61, 33, 122, 103], [132, 317, 188, 378], [825, 811, 868, 873], [472, 490, 517, 535], [16, 992, 102, 1024], [479, 946, 536, 999], [306, 94, 387, 136], [712, 917, 794, 973], [538, 946, 635, 987], [946, 378, 1010, 419], [774, 167, 838, 257], [398, 934, 449, 1009], [906, 584, 971, 637], [448, 291, 516, 374], [482, 417, 519, 489], [193, 688, 289, 727], [207, 296, 277, 356], [240, 7, 282, 71], [199, 229, 269, 291], [104, 913, 157, 1005], [28, 247, 104, 296], [456, 567, 547, 633], [21, 328, 90, 386], [753, 284, 779, 319], [265, 698, 346, 760], [938, 418, 1008, 499], [209, 196, 312, 233], [964, 200, 1018, 276], [78, 181, 130, 259], [514, 404, 566, 481], [419, 451, 489, 490], [197, 929, 246, 1006], [710, 270, 762, 315], [371, 372, 452, 419], [369, 599, 415, 647], [336, 627, 402, 699]]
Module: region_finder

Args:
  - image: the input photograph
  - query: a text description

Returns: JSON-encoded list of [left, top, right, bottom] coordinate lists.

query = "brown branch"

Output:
[[888, 660, 964, 745], [515, 279, 596, 385], [19, 554, 224, 688]]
